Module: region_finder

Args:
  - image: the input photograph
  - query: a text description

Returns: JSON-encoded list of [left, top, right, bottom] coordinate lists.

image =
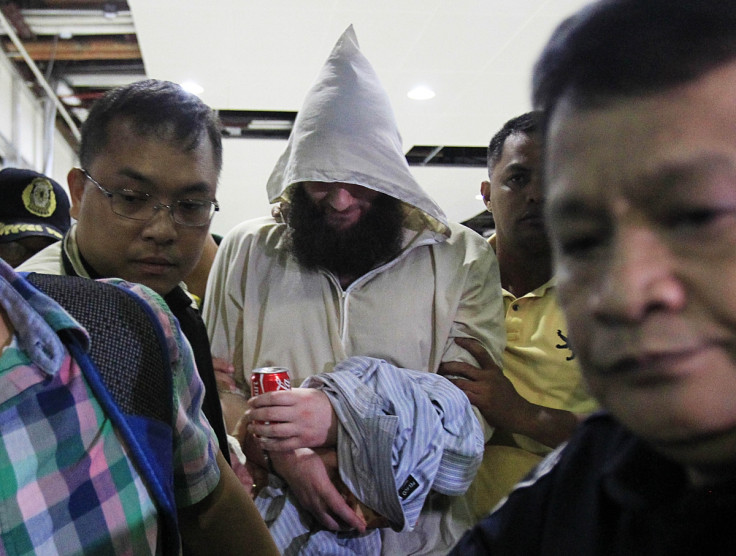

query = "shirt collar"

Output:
[[489, 234, 557, 300]]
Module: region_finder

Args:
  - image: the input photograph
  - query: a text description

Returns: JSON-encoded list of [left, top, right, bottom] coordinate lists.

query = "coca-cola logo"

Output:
[[275, 376, 291, 390]]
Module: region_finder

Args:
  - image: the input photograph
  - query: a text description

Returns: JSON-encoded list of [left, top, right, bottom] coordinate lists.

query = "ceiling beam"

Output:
[[18, 9, 135, 36], [40, 0, 129, 8], [0, 7, 80, 140], [0, 3, 34, 40], [2, 37, 141, 60]]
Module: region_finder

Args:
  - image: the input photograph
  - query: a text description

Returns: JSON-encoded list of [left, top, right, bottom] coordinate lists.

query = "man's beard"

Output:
[[285, 183, 404, 278]]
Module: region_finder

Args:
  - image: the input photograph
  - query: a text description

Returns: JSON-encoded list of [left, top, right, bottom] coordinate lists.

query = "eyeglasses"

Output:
[[81, 169, 219, 227]]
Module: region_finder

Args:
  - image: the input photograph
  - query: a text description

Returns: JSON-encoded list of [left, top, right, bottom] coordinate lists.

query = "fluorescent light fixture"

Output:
[[407, 84, 436, 100], [180, 80, 204, 96], [72, 107, 89, 122], [55, 80, 81, 105], [56, 81, 74, 96], [248, 119, 294, 130], [61, 95, 82, 107], [475, 194, 484, 201]]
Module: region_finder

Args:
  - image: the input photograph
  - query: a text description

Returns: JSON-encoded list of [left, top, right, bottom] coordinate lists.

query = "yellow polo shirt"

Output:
[[470, 241, 598, 518]]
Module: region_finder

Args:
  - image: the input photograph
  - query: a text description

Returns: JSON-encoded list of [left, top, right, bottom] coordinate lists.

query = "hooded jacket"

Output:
[[203, 25, 505, 555], [205, 23, 503, 388]]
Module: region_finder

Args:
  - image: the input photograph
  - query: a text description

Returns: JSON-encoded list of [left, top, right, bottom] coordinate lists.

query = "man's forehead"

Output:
[[544, 96, 647, 196], [492, 132, 541, 177], [548, 87, 736, 202], [304, 180, 366, 188], [105, 116, 217, 158], [302, 181, 381, 198]]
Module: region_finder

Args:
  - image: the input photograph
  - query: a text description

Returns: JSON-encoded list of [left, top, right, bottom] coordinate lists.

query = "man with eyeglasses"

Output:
[[18, 79, 231, 467]]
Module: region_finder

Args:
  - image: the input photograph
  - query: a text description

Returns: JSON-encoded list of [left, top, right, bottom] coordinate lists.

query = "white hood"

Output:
[[266, 25, 449, 236]]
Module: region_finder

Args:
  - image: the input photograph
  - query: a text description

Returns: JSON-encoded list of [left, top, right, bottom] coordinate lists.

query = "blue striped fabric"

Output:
[[254, 356, 483, 554]]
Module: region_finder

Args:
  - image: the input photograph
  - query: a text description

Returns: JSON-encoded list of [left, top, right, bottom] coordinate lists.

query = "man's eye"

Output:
[[556, 233, 606, 258], [664, 208, 720, 230], [177, 199, 209, 212], [506, 173, 529, 187], [115, 190, 149, 204]]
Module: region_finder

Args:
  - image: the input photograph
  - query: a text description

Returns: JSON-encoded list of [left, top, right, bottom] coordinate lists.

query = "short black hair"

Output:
[[79, 79, 223, 172], [532, 0, 736, 125], [487, 111, 541, 172]]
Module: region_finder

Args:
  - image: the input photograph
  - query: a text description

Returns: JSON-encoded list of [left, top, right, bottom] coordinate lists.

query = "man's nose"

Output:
[[527, 175, 544, 204], [141, 205, 177, 243], [326, 185, 358, 211], [592, 223, 686, 323]]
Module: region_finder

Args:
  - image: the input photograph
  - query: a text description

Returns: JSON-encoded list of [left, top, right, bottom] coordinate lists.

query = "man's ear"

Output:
[[67, 168, 87, 220], [480, 180, 492, 211]]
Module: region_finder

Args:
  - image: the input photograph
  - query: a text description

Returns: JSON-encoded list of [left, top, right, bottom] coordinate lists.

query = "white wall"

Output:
[[0, 46, 76, 198]]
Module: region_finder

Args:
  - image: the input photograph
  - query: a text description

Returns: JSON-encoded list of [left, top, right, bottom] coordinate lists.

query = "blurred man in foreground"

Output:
[[452, 0, 736, 552]]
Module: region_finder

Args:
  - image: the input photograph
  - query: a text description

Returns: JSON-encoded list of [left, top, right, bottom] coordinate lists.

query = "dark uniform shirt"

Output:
[[451, 412, 736, 555]]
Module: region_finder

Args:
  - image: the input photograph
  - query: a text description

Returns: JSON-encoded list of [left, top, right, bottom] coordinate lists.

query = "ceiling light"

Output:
[[180, 80, 204, 95], [72, 107, 89, 122], [55, 81, 74, 97], [61, 95, 82, 107], [55, 81, 82, 106], [407, 85, 435, 100], [247, 119, 294, 130]]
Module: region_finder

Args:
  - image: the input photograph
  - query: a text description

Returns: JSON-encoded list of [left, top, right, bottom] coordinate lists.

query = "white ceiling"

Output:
[[127, 0, 590, 236]]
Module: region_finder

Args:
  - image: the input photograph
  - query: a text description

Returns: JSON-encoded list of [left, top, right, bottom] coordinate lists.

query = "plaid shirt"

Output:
[[0, 260, 220, 555]]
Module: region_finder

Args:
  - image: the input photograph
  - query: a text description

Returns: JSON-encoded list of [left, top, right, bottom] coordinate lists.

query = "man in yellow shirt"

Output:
[[441, 112, 597, 517]]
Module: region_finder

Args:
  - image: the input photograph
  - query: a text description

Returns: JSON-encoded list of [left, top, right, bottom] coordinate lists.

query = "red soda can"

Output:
[[251, 367, 291, 397]]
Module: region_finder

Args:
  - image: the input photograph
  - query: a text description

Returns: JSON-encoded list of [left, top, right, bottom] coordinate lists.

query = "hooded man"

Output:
[[203, 25, 505, 556]]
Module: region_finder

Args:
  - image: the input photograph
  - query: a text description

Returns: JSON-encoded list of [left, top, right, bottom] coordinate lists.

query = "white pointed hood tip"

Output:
[[266, 25, 450, 236]]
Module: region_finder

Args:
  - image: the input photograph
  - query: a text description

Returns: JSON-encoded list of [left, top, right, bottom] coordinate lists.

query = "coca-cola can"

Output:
[[251, 367, 291, 397]]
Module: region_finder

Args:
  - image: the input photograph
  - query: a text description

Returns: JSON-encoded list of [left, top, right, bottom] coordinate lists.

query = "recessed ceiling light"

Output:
[[407, 85, 436, 100], [180, 80, 204, 96]]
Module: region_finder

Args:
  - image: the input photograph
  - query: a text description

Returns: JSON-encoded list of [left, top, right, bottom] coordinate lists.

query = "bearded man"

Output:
[[285, 182, 404, 284], [203, 26, 504, 555]]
